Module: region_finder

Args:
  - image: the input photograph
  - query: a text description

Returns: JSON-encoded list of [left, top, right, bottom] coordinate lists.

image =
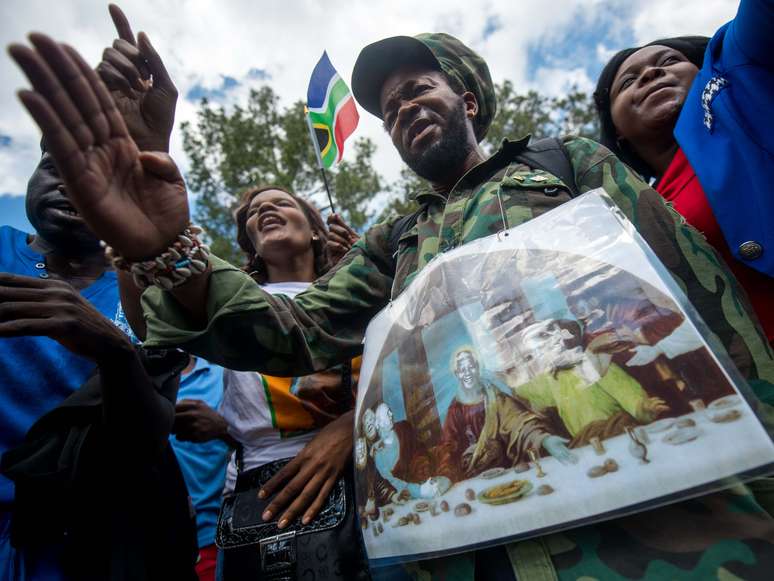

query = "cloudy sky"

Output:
[[0, 0, 738, 231]]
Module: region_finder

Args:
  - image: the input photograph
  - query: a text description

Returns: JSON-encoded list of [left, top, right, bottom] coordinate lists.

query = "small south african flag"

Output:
[[306, 52, 359, 168]]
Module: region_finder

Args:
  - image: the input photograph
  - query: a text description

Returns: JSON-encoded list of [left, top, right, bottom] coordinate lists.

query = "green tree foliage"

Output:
[[332, 138, 383, 230], [182, 82, 600, 258], [485, 82, 600, 151], [181, 86, 382, 264]]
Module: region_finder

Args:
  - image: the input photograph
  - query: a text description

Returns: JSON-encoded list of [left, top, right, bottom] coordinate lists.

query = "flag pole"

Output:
[[304, 106, 336, 214]]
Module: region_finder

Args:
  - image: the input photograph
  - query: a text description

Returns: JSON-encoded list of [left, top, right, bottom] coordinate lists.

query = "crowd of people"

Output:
[[1, 0, 772, 580]]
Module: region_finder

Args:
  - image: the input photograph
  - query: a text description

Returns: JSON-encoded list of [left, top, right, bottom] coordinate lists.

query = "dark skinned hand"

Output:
[[258, 410, 354, 529], [8, 34, 190, 260], [325, 213, 359, 265], [97, 4, 177, 152], [173, 399, 230, 443], [294, 368, 354, 427], [0, 273, 133, 362]]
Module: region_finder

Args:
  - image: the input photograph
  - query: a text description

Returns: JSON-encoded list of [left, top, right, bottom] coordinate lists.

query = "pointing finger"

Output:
[[109, 3, 136, 45]]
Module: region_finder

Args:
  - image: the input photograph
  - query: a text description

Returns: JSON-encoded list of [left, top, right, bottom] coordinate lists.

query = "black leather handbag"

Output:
[[216, 456, 371, 581]]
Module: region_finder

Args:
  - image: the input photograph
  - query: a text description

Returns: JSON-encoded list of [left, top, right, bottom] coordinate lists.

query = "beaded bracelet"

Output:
[[103, 224, 211, 290]]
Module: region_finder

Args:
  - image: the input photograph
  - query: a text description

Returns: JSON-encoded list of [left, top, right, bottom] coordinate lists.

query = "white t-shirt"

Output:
[[220, 281, 318, 493]]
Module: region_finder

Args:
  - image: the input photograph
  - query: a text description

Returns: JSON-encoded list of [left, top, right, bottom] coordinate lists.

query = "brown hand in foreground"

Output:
[[326, 213, 359, 265], [97, 4, 177, 152], [8, 34, 189, 260], [173, 399, 230, 443], [294, 368, 353, 427], [0, 273, 133, 361], [258, 410, 354, 528]]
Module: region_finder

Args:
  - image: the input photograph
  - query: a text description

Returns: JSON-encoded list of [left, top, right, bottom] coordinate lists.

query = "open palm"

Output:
[[9, 34, 189, 260]]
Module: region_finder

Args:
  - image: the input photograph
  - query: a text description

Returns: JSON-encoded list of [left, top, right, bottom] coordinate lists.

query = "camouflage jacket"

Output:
[[143, 137, 774, 580]]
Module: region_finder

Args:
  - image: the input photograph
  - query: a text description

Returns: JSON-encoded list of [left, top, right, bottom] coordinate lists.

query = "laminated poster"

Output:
[[353, 189, 774, 565]]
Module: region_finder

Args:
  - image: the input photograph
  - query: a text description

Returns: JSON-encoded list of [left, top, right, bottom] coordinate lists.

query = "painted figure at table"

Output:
[[355, 408, 397, 514], [438, 349, 577, 482], [510, 319, 670, 447], [370, 403, 438, 499], [575, 293, 736, 413]]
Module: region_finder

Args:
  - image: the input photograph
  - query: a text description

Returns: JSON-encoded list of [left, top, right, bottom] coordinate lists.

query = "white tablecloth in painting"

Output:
[[364, 407, 773, 561]]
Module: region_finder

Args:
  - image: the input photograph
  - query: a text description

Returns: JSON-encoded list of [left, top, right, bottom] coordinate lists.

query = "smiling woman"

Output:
[[594, 36, 708, 179], [608, 45, 700, 171], [233, 185, 330, 285], [174, 183, 370, 579], [594, 1, 774, 347]]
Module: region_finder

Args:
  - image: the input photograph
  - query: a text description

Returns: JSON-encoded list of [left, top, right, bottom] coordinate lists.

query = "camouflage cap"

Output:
[[351, 33, 496, 142]]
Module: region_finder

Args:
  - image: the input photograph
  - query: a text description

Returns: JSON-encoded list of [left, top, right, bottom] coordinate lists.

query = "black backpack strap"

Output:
[[388, 205, 425, 258], [513, 137, 579, 197], [387, 137, 577, 259]]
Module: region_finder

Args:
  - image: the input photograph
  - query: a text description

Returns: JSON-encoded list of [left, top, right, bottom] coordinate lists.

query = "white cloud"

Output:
[[529, 66, 594, 96], [631, 0, 737, 44], [596, 42, 617, 64], [0, 0, 740, 212]]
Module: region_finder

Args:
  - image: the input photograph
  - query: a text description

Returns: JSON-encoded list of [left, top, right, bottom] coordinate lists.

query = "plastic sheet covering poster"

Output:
[[353, 189, 774, 564]]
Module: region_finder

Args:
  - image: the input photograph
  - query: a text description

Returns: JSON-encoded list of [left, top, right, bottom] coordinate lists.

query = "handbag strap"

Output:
[[235, 442, 245, 475]]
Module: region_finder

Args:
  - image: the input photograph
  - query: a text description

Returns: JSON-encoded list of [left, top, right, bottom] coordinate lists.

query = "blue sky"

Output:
[[0, 0, 739, 234], [525, 1, 638, 86], [0, 194, 30, 232]]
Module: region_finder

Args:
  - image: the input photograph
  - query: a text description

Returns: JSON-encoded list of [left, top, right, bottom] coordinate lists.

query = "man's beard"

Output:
[[400, 99, 473, 183]]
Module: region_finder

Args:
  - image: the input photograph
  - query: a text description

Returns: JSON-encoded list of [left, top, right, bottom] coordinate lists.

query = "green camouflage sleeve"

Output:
[[141, 220, 397, 375], [564, 136, 774, 387]]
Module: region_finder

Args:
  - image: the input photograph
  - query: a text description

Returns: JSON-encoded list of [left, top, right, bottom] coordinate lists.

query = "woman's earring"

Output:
[[312, 233, 320, 241]]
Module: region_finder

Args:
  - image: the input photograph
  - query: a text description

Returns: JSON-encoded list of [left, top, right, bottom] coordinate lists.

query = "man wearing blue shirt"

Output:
[[0, 149, 197, 580]]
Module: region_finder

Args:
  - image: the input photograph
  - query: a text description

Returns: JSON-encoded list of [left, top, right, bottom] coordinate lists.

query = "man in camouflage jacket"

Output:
[[13, 29, 774, 581], [140, 33, 774, 580]]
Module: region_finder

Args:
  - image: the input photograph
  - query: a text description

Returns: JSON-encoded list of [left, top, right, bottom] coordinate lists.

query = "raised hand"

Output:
[[325, 213, 359, 265], [97, 4, 177, 152], [8, 34, 189, 260]]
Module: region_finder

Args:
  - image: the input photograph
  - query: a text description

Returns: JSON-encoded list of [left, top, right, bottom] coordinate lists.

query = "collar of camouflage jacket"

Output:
[[414, 136, 533, 205]]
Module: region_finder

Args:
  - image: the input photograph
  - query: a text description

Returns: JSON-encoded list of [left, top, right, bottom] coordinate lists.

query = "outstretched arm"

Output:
[[141, 226, 395, 374], [9, 34, 393, 374], [9, 34, 211, 329]]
